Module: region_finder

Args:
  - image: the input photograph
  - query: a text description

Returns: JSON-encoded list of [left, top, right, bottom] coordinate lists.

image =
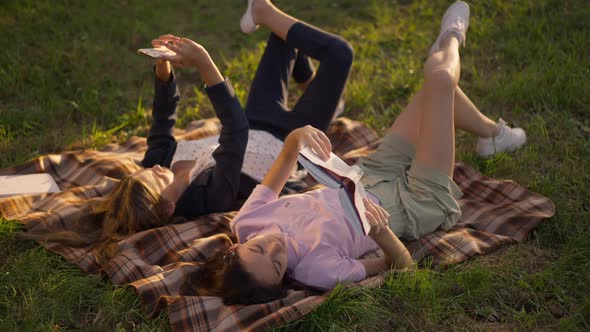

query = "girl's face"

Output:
[[236, 234, 288, 287]]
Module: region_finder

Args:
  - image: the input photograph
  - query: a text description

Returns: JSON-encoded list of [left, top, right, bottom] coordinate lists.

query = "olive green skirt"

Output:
[[357, 133, 463, 241]]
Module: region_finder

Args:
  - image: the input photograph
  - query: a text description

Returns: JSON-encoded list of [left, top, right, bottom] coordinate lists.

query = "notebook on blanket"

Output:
[[0, 117, 555, 332], [0, 173, 60, 197]]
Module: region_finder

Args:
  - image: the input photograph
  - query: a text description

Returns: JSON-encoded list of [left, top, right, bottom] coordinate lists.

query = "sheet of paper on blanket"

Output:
[[0, 173, 60, 197]]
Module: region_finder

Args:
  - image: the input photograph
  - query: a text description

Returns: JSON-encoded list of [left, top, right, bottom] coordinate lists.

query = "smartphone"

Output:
[[137, 46, 176, 59]]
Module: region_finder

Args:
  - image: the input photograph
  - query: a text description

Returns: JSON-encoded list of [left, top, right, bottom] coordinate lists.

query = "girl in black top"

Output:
[[85, 1, 355, 262]]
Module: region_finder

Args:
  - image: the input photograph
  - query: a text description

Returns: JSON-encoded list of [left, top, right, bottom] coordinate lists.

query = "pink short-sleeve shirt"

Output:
[[230, 185, 380, 290]]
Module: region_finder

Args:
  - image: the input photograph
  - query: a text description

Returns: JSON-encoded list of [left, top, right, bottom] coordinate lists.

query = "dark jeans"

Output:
[[245, 22, 354, 140]]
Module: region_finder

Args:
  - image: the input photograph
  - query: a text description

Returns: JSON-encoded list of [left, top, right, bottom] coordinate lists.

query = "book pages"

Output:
[[298, 147, 371, 235], [299, 148, 364, 182], [297, 156, 342, 189]]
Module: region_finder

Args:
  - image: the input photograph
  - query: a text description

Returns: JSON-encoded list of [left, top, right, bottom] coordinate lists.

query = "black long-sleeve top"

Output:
[[140, 70, 249, 219]]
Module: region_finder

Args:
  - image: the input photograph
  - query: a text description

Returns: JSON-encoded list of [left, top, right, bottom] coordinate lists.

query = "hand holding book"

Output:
[[363, 197, 390, 237], [262, 126, 331, 195], [297, 130, 413, 269], [288, 125, 332, 161], [298, 147, 377, 236]]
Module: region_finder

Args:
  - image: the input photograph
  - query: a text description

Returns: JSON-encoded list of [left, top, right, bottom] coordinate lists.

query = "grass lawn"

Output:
[[1, 0, 589, 330]]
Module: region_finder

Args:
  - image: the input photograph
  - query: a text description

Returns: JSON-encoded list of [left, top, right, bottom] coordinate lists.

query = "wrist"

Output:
[[192, 47, 213, 70], [369, 226, 392, 241], [194, 53, 224, 87], [284, 131, 302, 151], [155, 60, 172, 82]]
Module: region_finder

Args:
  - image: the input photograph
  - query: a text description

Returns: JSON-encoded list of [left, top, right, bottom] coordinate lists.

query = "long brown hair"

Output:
[[18, 175, 171, 264], [192, 235, 287, 305]]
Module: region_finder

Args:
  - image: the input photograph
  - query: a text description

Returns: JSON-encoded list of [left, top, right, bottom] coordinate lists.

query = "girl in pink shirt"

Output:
[[194, 1, 527, 304], [193, 0, 412, 304]]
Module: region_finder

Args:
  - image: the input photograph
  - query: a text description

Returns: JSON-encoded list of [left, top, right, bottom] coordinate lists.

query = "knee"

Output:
[[423, 67, 457, 90], [423, 54, 458, 89], [328, 37, 354, 71]]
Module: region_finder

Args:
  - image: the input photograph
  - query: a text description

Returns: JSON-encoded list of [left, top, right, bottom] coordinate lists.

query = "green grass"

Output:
[[0, 218, 169, 331], [1, 0, 589, 330]]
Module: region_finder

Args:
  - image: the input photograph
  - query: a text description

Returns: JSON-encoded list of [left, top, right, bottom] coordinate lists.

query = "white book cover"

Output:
[[0, 173, 60, 197], [298, 147, 370, 235]]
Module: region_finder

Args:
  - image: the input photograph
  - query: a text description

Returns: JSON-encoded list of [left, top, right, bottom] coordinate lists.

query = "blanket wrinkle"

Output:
[[0, 117, 555, 332]]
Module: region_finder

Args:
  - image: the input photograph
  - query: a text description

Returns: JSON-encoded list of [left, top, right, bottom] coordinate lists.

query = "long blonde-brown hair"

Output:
[[19, 175, 171, 264]]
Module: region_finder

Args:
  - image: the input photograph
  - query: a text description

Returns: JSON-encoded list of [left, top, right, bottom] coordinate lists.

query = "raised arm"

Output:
[[141, 32, 227, 168], [156, 35, 250, 215], [141, 59, 180, 168], [261, 125, 332, 195]]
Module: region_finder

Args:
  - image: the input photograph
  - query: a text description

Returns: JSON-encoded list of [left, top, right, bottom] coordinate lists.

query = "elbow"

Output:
[[386, 253, 414, 270], [218, 120, 249, 146], [399, 257, 414, 270]]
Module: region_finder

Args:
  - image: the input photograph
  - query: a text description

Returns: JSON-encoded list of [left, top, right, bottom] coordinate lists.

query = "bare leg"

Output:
[[252, 0, 298, 40], [414, 36, 460, 177], [388, 85, 500, 147], [454, 87, 500, 137], [387, 88, 424, 147], [388, 36, 461, 177]]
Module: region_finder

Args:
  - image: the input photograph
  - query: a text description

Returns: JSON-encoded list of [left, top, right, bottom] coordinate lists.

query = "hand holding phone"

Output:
[[138, 35, 223, 86], [142, 35, 210, 69]]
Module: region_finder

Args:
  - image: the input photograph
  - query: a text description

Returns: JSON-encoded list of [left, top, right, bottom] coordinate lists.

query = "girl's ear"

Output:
[[166, 201, 176, 217]]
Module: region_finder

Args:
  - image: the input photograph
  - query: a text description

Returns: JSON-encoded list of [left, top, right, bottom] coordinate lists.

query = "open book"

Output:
[[0, 173, 60, 198], [298, 147, 371, 236]]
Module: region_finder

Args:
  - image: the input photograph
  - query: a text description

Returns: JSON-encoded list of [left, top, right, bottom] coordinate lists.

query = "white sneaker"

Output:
[[240, 0, 259, 34], [476, 119, 527, 158], [429, 1, 470, 56]]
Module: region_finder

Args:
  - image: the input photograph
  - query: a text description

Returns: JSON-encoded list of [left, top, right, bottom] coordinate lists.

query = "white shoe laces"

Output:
[[493, 118, 515, 154], [449, 18, 467, 44]]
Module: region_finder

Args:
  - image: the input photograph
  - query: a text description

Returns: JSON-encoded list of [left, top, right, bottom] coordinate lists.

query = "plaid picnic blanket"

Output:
[[0, 117, 555, 331]]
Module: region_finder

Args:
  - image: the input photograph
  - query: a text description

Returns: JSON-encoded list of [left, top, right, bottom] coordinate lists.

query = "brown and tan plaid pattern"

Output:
[[0, 118, 555, 331]]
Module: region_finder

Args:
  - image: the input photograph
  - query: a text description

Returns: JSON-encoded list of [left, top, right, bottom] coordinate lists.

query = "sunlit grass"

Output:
[[1, 0, 589, 330]]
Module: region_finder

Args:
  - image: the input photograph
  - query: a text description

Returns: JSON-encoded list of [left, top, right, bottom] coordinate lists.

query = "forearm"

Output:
[[261, 125, 331, 195], [261, 139, 299, 195], [150, 68, 179, 130], [194, 53, 223, 87], [142, 64, 180, 164], [138, 59, 179, 168], [371, 228, 413, 269]]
